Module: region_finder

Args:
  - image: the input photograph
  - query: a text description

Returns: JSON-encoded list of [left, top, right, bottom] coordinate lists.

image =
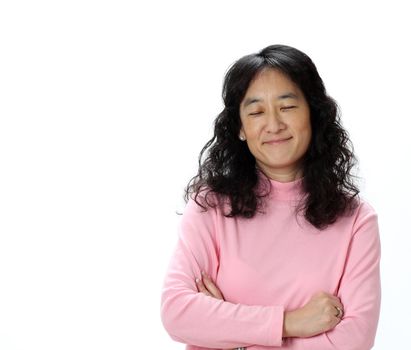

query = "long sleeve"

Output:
[[290, 202, 381, 350], [160, 196, 285, 349]]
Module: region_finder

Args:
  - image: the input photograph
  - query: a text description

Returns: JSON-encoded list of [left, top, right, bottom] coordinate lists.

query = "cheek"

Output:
[[304, 126, 312, 144], [243, 122, 260, 137], [296, 121, 312, 148]]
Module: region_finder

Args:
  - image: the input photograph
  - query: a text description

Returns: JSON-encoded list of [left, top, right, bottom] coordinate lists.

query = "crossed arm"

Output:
[[160, 198, 381, 349], [195, 271, 344, 350]]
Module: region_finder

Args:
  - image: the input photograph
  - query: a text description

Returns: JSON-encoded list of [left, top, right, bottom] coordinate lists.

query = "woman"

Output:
[[160, 44, 381, 350]]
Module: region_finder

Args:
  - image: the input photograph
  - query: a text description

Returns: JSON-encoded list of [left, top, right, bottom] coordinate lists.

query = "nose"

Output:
[[266, 109, 286, 133]]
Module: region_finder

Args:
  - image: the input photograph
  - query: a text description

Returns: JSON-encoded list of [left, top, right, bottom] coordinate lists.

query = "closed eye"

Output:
[[281, 106, 297, 111], [250, 106, 297, 115]]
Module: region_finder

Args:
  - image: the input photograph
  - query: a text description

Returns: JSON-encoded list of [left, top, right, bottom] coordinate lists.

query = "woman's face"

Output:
[[239, 68, 312, 181]]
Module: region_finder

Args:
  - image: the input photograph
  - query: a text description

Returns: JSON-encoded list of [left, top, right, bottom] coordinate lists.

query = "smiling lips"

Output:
[[265, 137, 292, 144]]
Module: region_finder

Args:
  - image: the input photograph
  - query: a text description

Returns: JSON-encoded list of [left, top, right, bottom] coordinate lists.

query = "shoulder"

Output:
[[354, 196, 378, 220], [180, 190, 224, 230], [178, 191, 222, 251], [185, 187, 231, 216], [350, 196, 379, 237]]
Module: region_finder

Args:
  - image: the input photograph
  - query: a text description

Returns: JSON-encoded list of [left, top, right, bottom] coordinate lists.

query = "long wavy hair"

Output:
[[182, 44, 360, 229]]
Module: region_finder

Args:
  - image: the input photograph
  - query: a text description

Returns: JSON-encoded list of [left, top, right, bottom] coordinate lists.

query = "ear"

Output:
[[239, 126, 245, 139]]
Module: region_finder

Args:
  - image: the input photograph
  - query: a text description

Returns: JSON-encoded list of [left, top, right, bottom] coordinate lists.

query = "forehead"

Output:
[[241, 69, 300, 107]]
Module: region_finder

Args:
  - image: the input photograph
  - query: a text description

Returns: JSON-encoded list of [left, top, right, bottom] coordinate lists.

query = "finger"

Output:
[[336, 303, 344, 314], [202, 272, 225, 300], [195, 278, 212, 297], [334, 312, 344, 322], [329, 295, 344, 315], [333, 305, 344, 319], [196, 272, 226, 301], [332, 299, 344, 313], [332, 315, 343, 325]]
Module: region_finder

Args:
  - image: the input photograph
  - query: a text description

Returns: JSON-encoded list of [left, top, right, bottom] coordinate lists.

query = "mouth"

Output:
[[265, 137, 292, 145]]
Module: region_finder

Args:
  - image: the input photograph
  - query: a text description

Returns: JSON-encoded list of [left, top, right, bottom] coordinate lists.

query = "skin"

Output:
[[238, 67, 312, 182], [194, 68, 344, 343]]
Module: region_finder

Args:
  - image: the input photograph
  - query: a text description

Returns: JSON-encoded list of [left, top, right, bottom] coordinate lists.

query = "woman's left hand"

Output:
[[195, 272, 239, 350]]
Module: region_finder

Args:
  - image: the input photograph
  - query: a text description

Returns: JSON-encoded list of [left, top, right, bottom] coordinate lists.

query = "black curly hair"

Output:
[[182, 44, 360, 230]]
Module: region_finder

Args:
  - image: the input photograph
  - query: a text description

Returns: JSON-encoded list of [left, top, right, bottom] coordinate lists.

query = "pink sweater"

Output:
[[160, 174, 381, 350]]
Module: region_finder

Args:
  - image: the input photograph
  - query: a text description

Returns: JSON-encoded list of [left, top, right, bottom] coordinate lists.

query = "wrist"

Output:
[[283, 310, 294, 338]]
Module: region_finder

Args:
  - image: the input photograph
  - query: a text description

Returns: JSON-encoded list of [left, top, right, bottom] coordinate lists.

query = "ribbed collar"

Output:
[[256, 169, 306, 201]]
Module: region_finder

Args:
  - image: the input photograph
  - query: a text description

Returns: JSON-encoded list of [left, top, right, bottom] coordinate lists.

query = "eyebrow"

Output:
[[242, 92, 299, 108]]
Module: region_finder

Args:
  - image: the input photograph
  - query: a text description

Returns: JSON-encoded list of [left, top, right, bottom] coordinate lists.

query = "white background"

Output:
[[0, 1, 409, 349]]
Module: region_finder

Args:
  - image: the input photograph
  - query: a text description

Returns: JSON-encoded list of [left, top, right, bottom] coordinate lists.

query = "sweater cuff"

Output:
[[268, 305, 285, 346]]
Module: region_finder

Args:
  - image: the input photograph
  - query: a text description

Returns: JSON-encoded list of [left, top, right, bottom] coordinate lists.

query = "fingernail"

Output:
[[201, 271, 206, 276], [195, 278, 200, 283]]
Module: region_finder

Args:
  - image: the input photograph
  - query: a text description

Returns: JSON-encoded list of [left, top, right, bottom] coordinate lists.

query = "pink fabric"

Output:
[[160, 173, 381, 349]]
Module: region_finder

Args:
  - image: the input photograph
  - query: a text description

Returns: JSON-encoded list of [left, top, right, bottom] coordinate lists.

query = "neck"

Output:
[[255, 167, 306, 201], [256, 164, 303, 183]]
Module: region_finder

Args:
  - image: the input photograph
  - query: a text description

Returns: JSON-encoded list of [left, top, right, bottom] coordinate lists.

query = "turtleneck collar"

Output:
[[256, 168, 306, 201]]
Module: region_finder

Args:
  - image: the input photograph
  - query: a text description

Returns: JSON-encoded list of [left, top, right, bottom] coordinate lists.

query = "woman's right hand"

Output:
[[283, 291, 344, 338]]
